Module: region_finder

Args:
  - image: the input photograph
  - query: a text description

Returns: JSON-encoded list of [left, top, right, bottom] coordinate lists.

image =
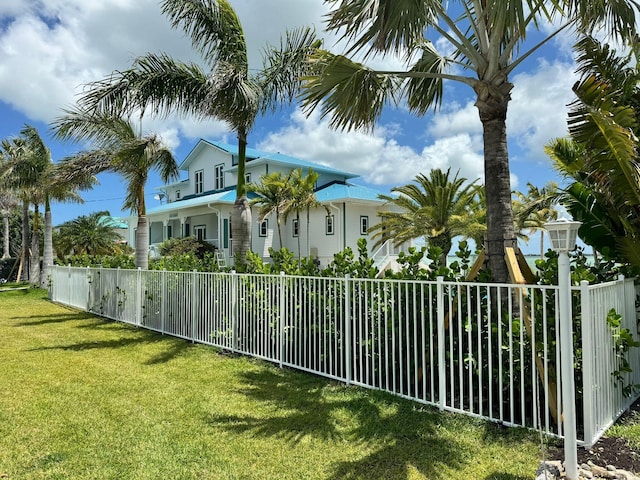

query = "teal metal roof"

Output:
[[146, 189, 257, 215], [314, 182, 385, 204], [194, 139, 358, 179]]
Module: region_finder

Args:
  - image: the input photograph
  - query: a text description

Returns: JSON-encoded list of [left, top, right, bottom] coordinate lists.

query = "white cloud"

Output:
[[258, 109, 487, 187]]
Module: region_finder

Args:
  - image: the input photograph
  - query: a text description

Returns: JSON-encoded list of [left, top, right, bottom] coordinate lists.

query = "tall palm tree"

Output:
[[0, 189, 18, 259], [545, 35, 640, 267], [52, 110, 178, 270], [296, 0, 638, 282], [75, 0, 318, 266], [0, 126, 52, 283], [370, 168, 484, 264], [513, 182, 559, 258], [248, 171, 294, 249]]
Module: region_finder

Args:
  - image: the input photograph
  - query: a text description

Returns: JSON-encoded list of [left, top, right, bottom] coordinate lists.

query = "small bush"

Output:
[[158, 237, 217, 259]]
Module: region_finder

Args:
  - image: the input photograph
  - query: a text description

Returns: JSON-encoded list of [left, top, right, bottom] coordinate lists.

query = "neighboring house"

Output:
[[127, 139, 407, 267]]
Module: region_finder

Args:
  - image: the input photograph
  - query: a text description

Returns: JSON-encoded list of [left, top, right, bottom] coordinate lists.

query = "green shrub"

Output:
[[158, 237, 217, 259]]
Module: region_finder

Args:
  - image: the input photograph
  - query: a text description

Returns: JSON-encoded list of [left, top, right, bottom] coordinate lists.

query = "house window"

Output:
[[194, 225, 206, 242], [259, 219, 268, 237], [175, 190, 180, 200], [326, 215, 334, 235], [195, 170, 204, 194], [360, 216, 369, 235], [245, 172, 252, 184], [292, 219, 299, 237], [215, 164, 224, 190]]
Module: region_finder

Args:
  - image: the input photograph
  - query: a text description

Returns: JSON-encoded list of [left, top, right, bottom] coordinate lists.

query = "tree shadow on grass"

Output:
[[13, 312, 97, 327], [207, 367, 471, 479], [28, 328, 193, 365]]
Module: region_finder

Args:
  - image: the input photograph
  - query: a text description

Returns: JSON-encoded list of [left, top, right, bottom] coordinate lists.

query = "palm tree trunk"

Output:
[[232, 129, 252, 266], [42, 198, 54, 288], [476, 85, 516, 283], [2, 213, 9, 259], [29, 204, 41, 285], [18, 200, 30, 282], [135, 215, 149, 270]]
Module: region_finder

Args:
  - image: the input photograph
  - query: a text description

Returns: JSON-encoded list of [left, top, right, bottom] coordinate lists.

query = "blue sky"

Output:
[[0, 0, 584, 254]]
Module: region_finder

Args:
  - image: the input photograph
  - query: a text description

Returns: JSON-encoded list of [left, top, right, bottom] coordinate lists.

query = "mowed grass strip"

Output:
[[0, 288, 542, 479]]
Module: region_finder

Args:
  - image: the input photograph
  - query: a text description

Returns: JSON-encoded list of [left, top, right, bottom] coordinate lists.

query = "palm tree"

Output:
[[52, 110, 178, 270], [248, 171, 294, 249], [75, 0, 318, 266], [0, 126, 52, 283], [369, 168, 484, 264], [0, 190, 18, 259], [513, 182, 559, 258], [285, 168, 325, 259], [296, 0, 638, 282], [546, 36, 640, 267], [56, 211, 125, 258]]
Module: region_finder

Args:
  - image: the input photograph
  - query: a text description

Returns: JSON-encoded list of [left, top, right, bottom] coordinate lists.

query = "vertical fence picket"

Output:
[[47, 265, 640, 445], [580, 280, 594, 446], [437, 276, 445, 410]]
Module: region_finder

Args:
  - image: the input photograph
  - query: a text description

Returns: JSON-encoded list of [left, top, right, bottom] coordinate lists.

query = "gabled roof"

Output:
[[180, 139, 357, 179], [314, 182, 385, 204]]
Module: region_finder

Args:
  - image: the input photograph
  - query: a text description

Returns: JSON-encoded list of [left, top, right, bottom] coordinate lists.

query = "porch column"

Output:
[[163, 219, 169, 242], [181, 216, 188, 238]]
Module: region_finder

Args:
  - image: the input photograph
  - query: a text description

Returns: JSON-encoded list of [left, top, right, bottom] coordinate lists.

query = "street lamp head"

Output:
[[544, 218, 582, 253]]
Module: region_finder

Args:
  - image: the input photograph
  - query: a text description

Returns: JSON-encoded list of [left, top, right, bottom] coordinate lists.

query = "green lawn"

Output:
[[0, 288, 544, 479]]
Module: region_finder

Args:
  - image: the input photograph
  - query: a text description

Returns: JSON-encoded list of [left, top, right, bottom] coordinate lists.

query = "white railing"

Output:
[[48, 265, 640, 446]]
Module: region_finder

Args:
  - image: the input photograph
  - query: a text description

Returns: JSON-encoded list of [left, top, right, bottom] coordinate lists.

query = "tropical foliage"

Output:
[[292, 0, 639, 282], [369, 168, 484, 263], [52, 111, 178, 270], [74, 0, 318, 266], [546, 36, 640, 267], [512, 182, 559, 257], [54, 211, 127, 259]]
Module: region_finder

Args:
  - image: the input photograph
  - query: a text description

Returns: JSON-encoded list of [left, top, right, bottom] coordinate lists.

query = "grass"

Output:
[[0, 288, 544, 480]]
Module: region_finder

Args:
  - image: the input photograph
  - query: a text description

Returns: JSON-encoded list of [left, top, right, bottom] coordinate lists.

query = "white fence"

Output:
[[48, 265, 640, 446]]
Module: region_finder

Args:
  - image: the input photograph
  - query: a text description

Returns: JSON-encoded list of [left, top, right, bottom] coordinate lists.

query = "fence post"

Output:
[[67, 263, 72, 306], [191, 269, 198, 343], [136, 267, 142, 327], [580, 280, 594, 447], [161, 269, 166, 335], [231, 270, 238, 353], [86, 266, 91, 311], [345, 274, 352, 385], [437, 276, 446, 410], [279, 272, 285, 368]]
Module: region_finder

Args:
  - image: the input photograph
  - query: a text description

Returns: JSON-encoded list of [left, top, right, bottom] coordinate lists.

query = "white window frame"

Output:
[[175, 190, 180, 200], [259, 219, 268, 237], [215, 164, 224, 190], [325, 215, 334, 235], [360, 216, 369, 235], [292, 218, 299, 237], [245, 172, 252, 184], [195, 169, 204, 194]]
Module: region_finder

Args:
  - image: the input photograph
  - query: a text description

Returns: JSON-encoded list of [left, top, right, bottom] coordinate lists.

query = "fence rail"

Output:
[[48, 265, 640, 446]]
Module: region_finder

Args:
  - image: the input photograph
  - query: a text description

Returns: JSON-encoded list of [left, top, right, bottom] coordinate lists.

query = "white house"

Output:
[[127, 139, 406, 267]]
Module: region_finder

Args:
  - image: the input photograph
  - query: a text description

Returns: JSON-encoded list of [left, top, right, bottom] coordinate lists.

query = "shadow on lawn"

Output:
[[28, 324, 193, 365], [14, 312, 96, 327], [208, 368, 473, 479]]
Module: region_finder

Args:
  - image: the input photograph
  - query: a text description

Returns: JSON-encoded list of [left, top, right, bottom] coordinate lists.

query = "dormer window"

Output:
[[195, 170, 204, 194], [215, 164, 224, 190]]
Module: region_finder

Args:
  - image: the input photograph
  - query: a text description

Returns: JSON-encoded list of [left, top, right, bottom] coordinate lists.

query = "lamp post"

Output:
[[545, 218, 582, 480]]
